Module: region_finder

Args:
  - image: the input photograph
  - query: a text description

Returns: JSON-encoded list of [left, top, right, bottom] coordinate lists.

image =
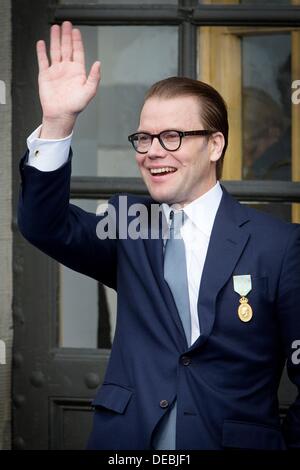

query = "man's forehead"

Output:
[[138, 95, 203, 130]]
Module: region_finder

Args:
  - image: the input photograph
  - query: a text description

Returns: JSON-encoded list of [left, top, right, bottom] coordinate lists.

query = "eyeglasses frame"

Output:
[[128, 129, 217, 154]]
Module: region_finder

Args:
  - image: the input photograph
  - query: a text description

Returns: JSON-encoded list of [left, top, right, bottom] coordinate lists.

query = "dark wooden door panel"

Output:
[[50, 398, 94, 450]]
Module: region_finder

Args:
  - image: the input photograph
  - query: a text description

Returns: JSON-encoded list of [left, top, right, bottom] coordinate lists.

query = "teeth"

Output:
[[150, 167, 176, 174]]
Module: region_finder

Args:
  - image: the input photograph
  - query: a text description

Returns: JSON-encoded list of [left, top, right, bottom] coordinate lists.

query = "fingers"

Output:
[[61, 21, 73, 61], [49, 22, 85, 65], [50, 24, 61, 64], [36, 40, 49, 72], [72, 28, 85, 66], [86, 61, 101, 94]]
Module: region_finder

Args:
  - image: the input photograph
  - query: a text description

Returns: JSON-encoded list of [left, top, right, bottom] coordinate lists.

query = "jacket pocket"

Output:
[[222, 420, 286, 450], [91, 383, 133, 414]]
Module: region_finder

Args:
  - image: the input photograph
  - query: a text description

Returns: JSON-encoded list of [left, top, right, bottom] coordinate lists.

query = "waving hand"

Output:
[[36, 21, 101, 138]]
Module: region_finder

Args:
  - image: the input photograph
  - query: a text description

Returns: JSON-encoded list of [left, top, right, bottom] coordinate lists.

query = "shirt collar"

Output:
[[162, 181, 223, 237]]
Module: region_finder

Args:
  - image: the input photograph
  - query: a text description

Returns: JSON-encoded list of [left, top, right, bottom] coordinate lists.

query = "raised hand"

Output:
[[36, 21, 101, 138]]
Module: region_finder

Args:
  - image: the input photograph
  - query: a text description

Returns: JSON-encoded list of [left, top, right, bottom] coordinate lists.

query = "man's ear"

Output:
[[209, 132, 225, 163]]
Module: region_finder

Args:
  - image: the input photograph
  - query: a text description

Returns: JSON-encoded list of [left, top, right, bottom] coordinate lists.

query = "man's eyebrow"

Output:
[[134, 128, 185, 133]]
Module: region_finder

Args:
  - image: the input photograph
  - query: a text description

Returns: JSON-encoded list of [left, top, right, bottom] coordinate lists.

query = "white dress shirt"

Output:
[[27, 125, 73, 171], [26, 126, 223, 345]]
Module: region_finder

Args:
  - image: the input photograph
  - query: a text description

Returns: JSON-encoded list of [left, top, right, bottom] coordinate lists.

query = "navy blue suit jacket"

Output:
[[18, 153, 300, 450]]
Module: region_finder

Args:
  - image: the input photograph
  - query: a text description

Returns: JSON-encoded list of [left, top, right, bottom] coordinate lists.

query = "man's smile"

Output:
[[147, 166, 178, 177]]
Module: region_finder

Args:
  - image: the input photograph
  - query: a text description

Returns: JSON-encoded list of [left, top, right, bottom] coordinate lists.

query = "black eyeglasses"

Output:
[[128, 129, 216, 154]]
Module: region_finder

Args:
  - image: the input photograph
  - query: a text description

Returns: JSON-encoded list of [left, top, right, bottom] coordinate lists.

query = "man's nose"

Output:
[[147, 136, 167, 158]]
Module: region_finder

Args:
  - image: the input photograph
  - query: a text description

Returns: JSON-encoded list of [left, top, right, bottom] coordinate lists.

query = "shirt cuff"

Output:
[[26, 124, 73, 171]]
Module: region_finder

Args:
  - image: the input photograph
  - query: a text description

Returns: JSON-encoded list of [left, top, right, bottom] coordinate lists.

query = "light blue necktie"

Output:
[[152, 210, 191, 450], [164, 210, 191, 345]]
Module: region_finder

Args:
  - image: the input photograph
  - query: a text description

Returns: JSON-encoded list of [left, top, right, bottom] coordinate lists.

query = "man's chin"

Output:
[[147, 189, 176, 205]]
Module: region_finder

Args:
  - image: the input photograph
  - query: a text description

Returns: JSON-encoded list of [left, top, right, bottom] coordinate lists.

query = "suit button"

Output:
[[159, 399, 169, 409], [181, 356, 191, 366]]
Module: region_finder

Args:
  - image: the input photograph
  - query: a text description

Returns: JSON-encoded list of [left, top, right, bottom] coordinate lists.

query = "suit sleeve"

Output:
[[277, 225, 300, 448], [17, 151, 117, 289]]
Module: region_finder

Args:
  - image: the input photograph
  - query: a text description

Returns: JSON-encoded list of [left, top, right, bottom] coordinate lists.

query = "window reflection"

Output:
[[199, 1, 291, 4], [244, 202, 291, 223], [59, 199, 117, 349], [241, 0, 290, 4], [242, 34, 291, 181], [71, 26, 178, 178], [60, 0, 177, 4]]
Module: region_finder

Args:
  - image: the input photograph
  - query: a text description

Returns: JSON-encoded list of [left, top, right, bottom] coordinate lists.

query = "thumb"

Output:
[[85, 61, 101, 94]]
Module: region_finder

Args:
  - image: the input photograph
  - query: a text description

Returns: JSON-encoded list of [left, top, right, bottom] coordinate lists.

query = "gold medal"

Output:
[[233, 275, 253, 323], [238, 296, 253, 322]]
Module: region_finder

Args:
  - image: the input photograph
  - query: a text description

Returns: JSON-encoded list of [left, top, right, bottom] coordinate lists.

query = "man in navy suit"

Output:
[[18, 21, 300, 449]]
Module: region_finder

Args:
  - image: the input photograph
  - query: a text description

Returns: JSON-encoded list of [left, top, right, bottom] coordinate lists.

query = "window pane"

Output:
[[242, 34, 291, 180], [70, 26, 178, 177], [244, 202, 291, 222], [199, 1, 291, 4], [241, 0, 291, 4], [59, 0, 177, 4], [59, 199, 117, 349]]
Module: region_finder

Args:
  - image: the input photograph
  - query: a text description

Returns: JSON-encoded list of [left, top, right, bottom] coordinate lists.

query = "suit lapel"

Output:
[[190, 188, 250, 351]]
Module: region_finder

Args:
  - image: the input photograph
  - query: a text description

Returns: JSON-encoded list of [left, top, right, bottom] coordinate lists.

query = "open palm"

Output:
[[37, 22, 100, 122]]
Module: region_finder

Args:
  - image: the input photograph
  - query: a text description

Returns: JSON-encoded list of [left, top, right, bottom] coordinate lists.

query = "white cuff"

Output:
[[27, 124, 73, 171]]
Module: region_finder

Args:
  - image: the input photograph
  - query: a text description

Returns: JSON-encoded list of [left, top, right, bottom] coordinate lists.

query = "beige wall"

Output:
[[0, 0, 12, 451]]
